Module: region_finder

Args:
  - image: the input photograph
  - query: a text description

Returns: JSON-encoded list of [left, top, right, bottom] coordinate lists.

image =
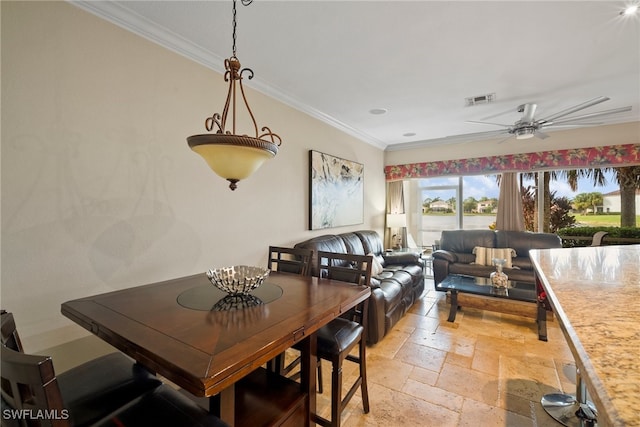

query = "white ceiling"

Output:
[[73, 0, 640, 150]]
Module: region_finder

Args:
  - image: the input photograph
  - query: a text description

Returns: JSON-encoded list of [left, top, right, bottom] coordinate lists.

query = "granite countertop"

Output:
[[530, 245, 640, 427]]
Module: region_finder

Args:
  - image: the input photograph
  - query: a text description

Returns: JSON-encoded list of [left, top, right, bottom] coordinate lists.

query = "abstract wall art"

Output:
[[309, 150, 364, 230]]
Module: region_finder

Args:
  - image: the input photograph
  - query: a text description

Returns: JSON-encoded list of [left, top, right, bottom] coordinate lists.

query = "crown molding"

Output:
[[69, 1, 387, 150]]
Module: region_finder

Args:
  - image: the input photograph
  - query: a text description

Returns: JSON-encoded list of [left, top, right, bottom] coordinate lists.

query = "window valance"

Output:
[[384, 143, 640, 181]]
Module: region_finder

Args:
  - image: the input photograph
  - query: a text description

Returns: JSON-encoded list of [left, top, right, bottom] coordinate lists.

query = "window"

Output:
[[416, 175, 499, 247]]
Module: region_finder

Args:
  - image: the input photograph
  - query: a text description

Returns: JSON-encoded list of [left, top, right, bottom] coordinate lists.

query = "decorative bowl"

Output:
[[206, 265, 270, 295]]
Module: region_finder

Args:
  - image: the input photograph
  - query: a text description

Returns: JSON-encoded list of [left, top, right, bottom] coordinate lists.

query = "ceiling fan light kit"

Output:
[[187, 0, 281, 191], [515, 128, 535, 140]]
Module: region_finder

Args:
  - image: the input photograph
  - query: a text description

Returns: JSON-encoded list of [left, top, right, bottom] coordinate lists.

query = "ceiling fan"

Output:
[[465, 96, 632, 141]]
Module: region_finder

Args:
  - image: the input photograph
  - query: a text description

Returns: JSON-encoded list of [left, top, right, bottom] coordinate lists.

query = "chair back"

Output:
[[268, 246, 313, 276], [591, 231, 609, 246], [1, 310, 24, 352], [317, 251, 372, 324], [316, 251, 373, 287], [1, 345, 69, 427]]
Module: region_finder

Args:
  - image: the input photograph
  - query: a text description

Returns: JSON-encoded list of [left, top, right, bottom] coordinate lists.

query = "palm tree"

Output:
[[568, 167, 639, 227], [613, 166, 640, 227], [524, 167, 639, 229]]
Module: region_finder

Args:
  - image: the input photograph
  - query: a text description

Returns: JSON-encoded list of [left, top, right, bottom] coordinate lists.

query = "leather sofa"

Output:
[[294, 230, 424, 344], [432, 229, 562, 287]]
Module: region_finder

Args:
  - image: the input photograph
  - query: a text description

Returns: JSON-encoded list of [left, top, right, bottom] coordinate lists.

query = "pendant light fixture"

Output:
[[187, 0, 281, 190]]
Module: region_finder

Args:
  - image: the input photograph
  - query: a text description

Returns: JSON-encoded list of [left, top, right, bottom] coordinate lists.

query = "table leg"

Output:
[[537, 299, 548, 341], [301, 332, 317, 427], [447, 291, 458, 322], [541, 368, 598, 427], [209, 385, 235, 427]]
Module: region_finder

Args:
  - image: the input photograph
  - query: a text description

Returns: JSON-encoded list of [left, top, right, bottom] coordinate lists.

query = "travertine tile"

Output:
[[395, 341, 447, 373], [402, 378, 465, 412], [457, 398, 532, 427], [408, 366, 439, 387], [305, 278, 575, 426], [366, 353, 413, 391], [341, 383, 460, 427], [436, 362, 500, 406]]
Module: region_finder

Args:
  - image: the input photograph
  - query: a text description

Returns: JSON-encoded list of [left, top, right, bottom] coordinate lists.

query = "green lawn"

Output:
[[573, 214, 640, 227]]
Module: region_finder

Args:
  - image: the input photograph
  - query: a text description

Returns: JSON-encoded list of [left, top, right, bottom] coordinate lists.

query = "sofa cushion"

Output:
[[355, 230, 385, 255], [294, 234, 348, 277], [440, 230, 496, 253], [339, 232, 367, 255], [376, 279, 403, 313], [472, 246, 516, 268], [512, 257, 532, 270], [455, 253, 476, 264], [495, 230, 562, 258]]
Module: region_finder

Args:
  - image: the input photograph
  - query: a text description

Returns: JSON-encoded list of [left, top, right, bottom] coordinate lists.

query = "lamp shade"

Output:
[[386, 213, 407, 228], [188, 133, 278, 190]]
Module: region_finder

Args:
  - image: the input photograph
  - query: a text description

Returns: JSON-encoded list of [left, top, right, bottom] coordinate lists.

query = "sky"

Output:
[[421, 170, 620, 202]]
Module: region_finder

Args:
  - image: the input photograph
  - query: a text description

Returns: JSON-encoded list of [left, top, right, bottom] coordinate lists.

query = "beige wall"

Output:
[[1, 2, 385, 352]]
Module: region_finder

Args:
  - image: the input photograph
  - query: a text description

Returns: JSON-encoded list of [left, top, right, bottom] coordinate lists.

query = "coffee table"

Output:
[[436, 274, 544, 339]]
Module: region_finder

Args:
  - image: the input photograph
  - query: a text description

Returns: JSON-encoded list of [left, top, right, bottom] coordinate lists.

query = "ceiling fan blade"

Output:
[[521, 104, 537, 123], [537, 96, 610, 123], [547, 106, 632, 126], [465, 120, 511, 127], [540, 122, 604, 128]]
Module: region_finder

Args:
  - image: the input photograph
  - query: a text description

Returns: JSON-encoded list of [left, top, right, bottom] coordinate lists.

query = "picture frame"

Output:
[[309, 150, 364, 230]]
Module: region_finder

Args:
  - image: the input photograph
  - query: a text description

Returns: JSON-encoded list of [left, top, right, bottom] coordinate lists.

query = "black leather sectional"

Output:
[[294, 230, 425, 344], [432, 229, 562, 287]]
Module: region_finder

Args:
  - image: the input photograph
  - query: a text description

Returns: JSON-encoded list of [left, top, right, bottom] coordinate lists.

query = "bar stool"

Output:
[[541, 367, 598, 427]]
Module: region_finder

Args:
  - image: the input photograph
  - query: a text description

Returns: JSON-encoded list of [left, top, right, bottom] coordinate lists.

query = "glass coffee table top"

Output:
[[436, 274, 536, 303]]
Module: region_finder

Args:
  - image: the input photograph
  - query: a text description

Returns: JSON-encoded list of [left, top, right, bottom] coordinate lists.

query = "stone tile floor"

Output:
[[310, 281, 576, 426]]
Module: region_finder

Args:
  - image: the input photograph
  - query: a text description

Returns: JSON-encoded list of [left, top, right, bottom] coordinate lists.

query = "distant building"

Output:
[[429, 200, 451, 212], [476, 201, 493, 213], [602, 189, 640, 213]]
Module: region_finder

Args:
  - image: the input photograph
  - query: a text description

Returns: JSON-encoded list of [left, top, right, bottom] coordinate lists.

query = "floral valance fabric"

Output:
[[384, 143, 640, 181]]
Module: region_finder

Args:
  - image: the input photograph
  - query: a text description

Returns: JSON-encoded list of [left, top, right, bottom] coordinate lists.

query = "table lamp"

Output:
[[386, 213, 407, 249]]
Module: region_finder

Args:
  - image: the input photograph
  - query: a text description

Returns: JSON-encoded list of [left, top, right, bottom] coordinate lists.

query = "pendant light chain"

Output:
[[232, 0, 237, 57], [232, 0, 253, 58]]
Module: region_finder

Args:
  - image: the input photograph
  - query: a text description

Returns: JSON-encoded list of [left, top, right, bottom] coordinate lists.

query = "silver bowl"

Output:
[[206, 265, 270, 295]]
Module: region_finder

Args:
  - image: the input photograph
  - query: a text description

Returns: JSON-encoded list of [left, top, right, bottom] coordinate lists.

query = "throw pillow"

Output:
[[367, 252, 384, 276], [472, 246, 516, 269]]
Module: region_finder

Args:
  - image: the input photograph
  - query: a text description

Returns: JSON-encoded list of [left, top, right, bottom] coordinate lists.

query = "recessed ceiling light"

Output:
[[620, 3, 639, 15], [403, 132, 416, 137], [369, 108, 388, 115]]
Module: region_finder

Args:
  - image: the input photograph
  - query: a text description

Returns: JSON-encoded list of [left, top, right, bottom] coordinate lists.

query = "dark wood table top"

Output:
[[61, 271, 370, 398]]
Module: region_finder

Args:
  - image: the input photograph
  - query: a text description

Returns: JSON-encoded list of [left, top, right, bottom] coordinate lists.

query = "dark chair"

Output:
[[0, 309, 24, 352], [313, 251, 372, 427], [266, 247, 313, 375], [1, 310, 226, 427], [1, 310, 162, 426], [267, 246, 313, 276], [1, 344, 228, 427], [591, 231, 609, 246]]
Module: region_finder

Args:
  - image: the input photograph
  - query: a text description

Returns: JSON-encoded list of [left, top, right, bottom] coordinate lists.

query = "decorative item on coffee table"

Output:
[[490, 258, 508, 288]]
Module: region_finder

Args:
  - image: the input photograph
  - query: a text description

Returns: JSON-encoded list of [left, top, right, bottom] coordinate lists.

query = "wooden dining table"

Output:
[[61, 271, 370, 426], [530, 245, 640, 427]]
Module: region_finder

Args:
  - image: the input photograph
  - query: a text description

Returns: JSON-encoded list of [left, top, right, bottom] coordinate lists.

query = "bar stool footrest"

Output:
[[541, 393, 598, 427]]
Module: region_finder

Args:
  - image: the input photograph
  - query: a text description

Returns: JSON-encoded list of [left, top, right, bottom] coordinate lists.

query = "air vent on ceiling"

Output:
[[465, 93, 496, 106]]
